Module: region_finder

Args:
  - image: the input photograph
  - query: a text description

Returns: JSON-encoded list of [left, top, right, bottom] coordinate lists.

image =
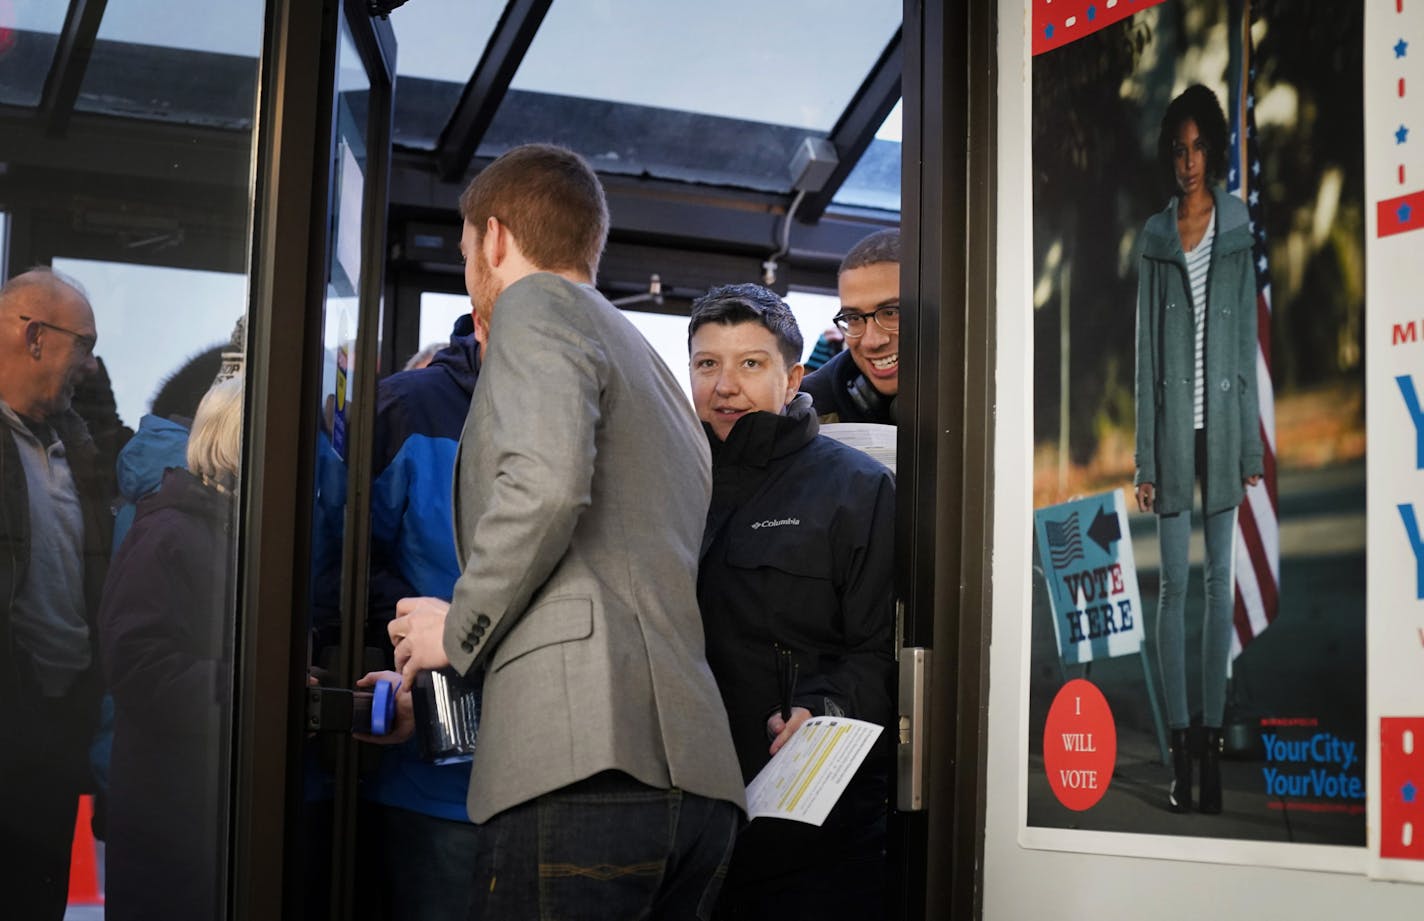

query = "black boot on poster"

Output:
[[1168, 728, 1193, 813], [1199, 728, 1223, 814]]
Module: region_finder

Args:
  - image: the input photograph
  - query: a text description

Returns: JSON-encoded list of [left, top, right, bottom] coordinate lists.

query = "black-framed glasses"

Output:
[[831, 305, 900, 338], [18, 315, 96, 356]]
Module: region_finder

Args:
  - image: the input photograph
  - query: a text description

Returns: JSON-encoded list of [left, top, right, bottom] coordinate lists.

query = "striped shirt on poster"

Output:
[[1186, 207, 1215, 430]]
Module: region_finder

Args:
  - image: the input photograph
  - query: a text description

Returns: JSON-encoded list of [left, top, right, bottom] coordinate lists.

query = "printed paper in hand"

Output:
[[819, 423, 896, 473], [745, 717, 883, 826]]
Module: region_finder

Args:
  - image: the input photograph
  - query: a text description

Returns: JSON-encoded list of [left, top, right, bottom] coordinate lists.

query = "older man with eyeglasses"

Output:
[[800, 228, 901, 426], [0, 267, 113, 920]]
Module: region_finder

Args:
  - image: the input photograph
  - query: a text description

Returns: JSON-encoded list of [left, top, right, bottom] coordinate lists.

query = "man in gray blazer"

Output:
[[390, 144, 745, 919]]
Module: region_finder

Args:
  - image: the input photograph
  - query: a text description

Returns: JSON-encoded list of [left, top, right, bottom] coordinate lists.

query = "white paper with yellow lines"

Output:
[[745, 716, 883, 825]]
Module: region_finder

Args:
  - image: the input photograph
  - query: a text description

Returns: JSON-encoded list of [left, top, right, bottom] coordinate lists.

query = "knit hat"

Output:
[[214, 315, 246, 385]]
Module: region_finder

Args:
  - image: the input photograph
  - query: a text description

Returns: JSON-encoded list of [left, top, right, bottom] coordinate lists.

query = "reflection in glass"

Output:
[[0, 0, 262, 914], [74, 0, 262, 127], [51, 260, 246, 430], [99, 376, 244, 921], [0, 0, 71, 106], [301, 16, 371, 918]]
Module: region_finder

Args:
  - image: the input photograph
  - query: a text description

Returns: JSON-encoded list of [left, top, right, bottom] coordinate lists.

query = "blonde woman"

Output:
[[99, 376, 242, 921]]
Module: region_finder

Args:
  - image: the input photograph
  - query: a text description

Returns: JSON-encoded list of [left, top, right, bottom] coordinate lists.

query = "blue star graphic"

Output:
[[1401, 202, 1415, 224], [1405, 781, 1418, 804], [1398, 125, 1410, 145], [1045, 24, 1054, 40], [1252, 160, 1261, 177], [1258, 254, 1268, 273], [1248, 93, 1255, 110], [1088, 5, 1097, 22], [1249, 189, 1260, 207], [1396, 38, 1409, 59]]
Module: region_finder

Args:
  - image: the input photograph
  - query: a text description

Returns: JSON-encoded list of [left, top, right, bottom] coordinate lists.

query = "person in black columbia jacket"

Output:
[[688, 283, 896, 920]]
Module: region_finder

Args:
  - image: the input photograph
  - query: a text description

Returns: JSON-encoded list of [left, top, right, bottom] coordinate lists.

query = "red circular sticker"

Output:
[[1043, 678, 1116, 811]]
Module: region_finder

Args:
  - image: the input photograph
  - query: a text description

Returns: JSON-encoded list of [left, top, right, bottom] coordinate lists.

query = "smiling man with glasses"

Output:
[[0, 267, 111, 919], [800, 228, 902, 426]]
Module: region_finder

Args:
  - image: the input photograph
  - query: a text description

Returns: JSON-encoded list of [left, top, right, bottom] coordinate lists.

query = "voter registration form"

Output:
[[745, 717, 883, 826]]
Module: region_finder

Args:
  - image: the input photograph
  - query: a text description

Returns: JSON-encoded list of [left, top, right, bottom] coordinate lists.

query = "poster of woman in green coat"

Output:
[[1132, 84, 1264, 817], [1024, 0, 1369, 861]]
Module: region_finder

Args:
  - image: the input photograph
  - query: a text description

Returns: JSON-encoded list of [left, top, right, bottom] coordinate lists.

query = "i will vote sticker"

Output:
[[1043, 678, 1117, 811]]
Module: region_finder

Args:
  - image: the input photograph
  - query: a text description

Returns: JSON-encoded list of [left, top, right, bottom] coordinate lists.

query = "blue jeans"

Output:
[[469, 771, 740, 921], [1155, 432, 1238, 729]]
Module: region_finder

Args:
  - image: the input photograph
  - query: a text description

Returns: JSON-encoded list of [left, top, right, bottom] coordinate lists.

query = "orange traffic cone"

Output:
[[68, 794, 104, 905]]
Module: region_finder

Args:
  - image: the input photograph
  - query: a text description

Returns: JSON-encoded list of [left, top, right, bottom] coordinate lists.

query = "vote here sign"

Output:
[[1034, 488, 1145, 665]]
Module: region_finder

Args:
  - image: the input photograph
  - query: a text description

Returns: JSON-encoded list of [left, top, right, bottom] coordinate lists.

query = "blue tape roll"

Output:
[[372, 679, 395, 736]]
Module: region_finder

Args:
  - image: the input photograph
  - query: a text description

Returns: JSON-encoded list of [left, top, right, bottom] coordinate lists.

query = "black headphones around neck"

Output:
[[846, 373, 897, 424]]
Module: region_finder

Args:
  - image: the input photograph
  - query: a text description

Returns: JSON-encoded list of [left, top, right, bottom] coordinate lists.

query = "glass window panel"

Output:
[[419, 291, 470, 354], [0, 1, 265, 915], [425, 289, 839, 404], [86, 0, 263, 56], [621, 309, 696, 405], [74, 0, 263, 128], [0, 0, 72, 107], [784, 289, 844, 362], [51, 259, 246, 431], [479, 0, 899, 191], [509, 0, 898, 131], [301, 21, 376, 913], [833, 98, 902, 212], [389, 0, 507, 150]]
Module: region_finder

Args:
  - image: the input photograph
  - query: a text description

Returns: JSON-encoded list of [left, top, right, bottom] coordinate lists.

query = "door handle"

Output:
[[897, 646, 932, 811]]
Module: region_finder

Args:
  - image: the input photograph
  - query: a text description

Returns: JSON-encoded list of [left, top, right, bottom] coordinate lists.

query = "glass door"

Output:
[[293, 3, 395, 919], [0, 1, 265, 919]]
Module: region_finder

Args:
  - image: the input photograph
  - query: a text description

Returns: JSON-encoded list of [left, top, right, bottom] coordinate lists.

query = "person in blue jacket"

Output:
[[1134, 85, 1263, 816], [354, 314, 483, 921]]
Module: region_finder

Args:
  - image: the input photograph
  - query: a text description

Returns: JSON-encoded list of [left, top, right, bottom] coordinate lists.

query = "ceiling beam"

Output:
[[39, 0, 108, 138], [434, 0, 552, 181], [798, 27, 902, 223], [389, 155, 893, 300]]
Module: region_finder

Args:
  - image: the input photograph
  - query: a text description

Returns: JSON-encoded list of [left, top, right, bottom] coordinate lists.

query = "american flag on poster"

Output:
[[1226, 0, 1280, 656]]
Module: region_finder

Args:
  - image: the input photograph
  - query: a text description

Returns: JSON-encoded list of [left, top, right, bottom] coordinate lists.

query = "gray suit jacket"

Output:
[[444, 272, 746, 824]]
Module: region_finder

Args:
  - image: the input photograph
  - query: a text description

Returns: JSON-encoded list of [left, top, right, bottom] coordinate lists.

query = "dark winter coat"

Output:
[[0, 407, 112, 763], [99, 467, 236, 921], [1134, 187, 1264, 515], [799, 349, 897, 425], [698, 393, 896, 881]]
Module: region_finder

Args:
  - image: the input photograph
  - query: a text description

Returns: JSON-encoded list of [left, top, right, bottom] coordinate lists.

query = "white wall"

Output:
[[980, 2, 1418, 917]]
